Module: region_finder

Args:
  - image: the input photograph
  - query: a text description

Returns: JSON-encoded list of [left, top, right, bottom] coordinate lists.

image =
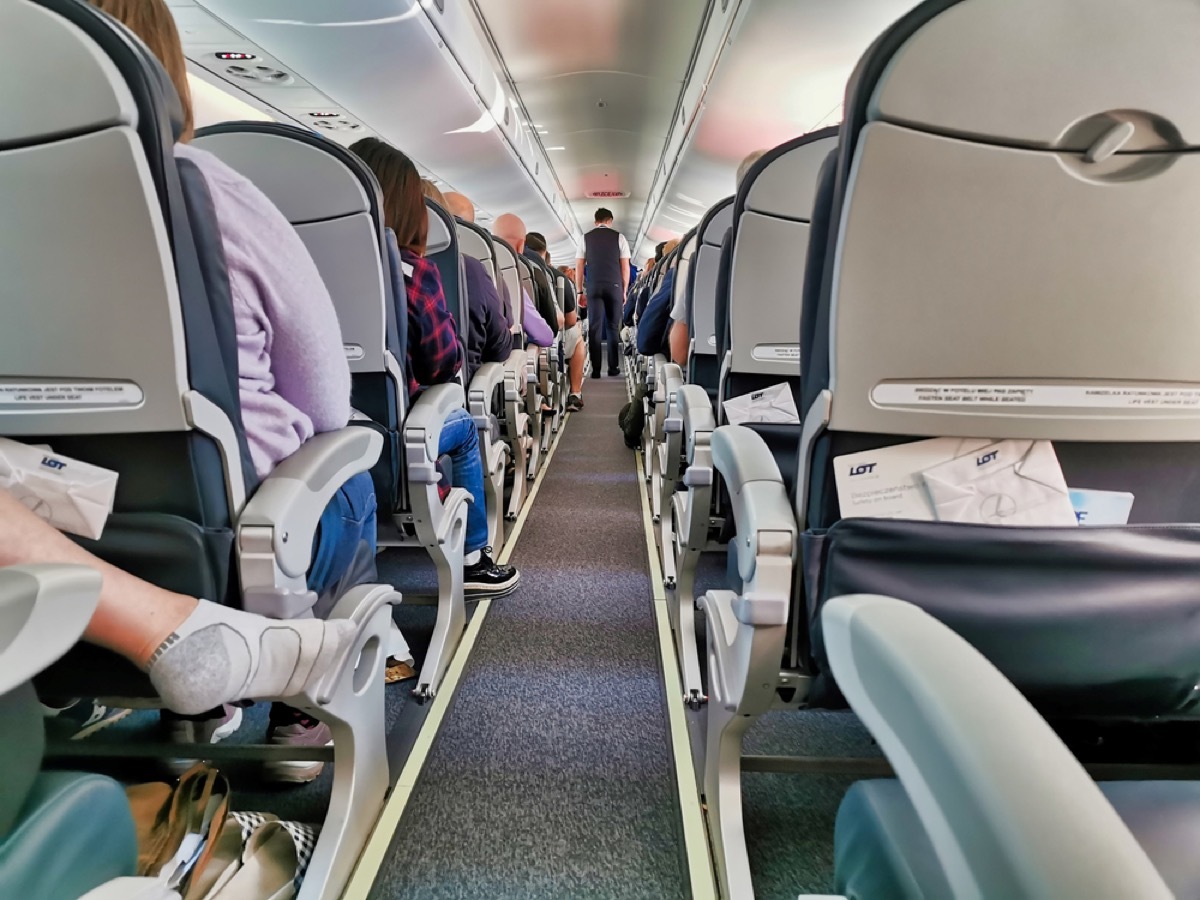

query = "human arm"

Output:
[[669, 320, 690, 367], [523, 289, 554, 347]]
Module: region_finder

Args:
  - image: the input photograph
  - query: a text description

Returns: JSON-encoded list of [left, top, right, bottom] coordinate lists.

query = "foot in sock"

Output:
[[145, 601, 356, 715]]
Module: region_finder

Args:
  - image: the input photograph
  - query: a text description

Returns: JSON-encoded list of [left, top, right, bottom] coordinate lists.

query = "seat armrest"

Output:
[[677, 385, 715, 462], [712, 424, 783, 487], [0, 564, 101, 693], [503, 349, 527, 401], [239, 428, 382, 583], [468, 362, 505, 428], [404, 382, 467, 483], [711, 426, 795, 585], [824, 595, 1171, 900], [662, 362, 684, 399]]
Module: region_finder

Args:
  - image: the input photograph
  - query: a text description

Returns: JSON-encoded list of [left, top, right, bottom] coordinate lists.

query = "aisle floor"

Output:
[[370, 376, 690, 899]]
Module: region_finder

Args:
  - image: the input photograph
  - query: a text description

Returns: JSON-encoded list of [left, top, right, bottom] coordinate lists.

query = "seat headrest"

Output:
[[864, 0, 1200, 150], [194, 123, 374, 223], [700, 197, 735, 245], [426, 199, 453, 254], [2, 0, 141, 144], [739, 127, 839, 221]]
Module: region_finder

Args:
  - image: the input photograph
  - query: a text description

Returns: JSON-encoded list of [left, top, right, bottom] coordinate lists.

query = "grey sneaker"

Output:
[[566, 394, 584, 412], [265, 708, 332, 784], [163, 704, 243, 776]]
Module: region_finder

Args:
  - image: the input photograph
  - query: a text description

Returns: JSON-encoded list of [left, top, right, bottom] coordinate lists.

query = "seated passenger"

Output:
[[521, 232, 564, 332], [495, 213, 558, 343], [348, 138, 521, 599], [492, 214, 552, 348], [439, 191, 514, 383], [636, 259, 679, 358], [88, 0, 379, 776], [2, 487, 355, 718], [529, 234, 586, 412]]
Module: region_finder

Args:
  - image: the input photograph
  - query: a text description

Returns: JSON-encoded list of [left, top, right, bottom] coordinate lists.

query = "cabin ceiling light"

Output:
[[255, 4, 421, 27]]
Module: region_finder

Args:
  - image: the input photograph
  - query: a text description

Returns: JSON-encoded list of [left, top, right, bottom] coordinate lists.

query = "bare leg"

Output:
[[569, 340, 586, 395], [0, 488, 352, 714], [0, 488, 194, 667]]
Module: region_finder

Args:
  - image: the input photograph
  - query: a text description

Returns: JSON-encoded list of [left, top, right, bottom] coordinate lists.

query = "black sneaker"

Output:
[[566, 394, 584, 412], [608, 368, 621, 377], [464, 551, 521, 598]]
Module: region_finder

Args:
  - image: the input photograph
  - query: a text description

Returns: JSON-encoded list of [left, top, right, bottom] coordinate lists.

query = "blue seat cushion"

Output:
[[836, 779, 1200, 899], [0, 771, 137, 900]]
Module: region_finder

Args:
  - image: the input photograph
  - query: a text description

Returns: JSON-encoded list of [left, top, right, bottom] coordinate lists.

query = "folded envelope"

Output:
[[834, 437, 993, 520], [0, 437, 118, 540], [722, 383, 800, 426], [920, 439, 1077, 527]]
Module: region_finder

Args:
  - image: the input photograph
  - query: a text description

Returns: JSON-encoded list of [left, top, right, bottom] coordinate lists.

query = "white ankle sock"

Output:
[[464, 550, 482, 566], [146, 601, 354, 715]]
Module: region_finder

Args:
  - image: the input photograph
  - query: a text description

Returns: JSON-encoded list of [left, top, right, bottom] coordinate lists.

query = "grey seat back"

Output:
[[492, 236, 523, 334], [726, 128, 838, 384], [689, 197, 734, 361], [674, 231, 698, 326], [456, 220, 498, 287], [797, 0, 1200, 715], [192, 123, 397, 378], [516, 256, 536, 314], [426, 200, 468, 359], [4, 0, 258, 696]]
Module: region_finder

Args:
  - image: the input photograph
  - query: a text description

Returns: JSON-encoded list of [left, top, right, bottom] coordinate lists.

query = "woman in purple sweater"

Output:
[[87, 0, 375, 782]]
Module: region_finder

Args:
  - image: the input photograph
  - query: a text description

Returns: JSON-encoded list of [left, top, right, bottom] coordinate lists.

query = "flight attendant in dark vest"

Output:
[[575, 207, 632, 378]]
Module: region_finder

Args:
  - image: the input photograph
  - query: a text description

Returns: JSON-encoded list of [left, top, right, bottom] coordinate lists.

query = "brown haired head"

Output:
[[421, 179, 447, 210], [88, 0, 194, 142], [350, 137, 428, 256]]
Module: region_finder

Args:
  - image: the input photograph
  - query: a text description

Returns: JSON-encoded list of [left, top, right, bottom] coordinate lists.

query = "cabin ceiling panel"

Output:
[[473, 0, 710, 241], [188, 0, 575, 246], [641, 0, 920, 256]]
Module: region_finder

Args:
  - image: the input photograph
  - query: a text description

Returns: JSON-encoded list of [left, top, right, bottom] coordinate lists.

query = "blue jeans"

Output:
[[439, 406, 488, 555], [309, 470, 378, 604]]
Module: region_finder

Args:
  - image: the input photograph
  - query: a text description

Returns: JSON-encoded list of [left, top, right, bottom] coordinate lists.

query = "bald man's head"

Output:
[[494, 213, 526, 253], [444, 192, 474, 223]]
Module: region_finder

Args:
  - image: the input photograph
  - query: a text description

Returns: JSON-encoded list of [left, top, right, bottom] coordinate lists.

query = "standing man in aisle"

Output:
[[576, 207, 631, 378]]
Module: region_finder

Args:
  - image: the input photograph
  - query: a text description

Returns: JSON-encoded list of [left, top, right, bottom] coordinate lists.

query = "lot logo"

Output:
[[40, 457, 66, 471], [848, 463, 876, 476], [976, 450, 999, 466]]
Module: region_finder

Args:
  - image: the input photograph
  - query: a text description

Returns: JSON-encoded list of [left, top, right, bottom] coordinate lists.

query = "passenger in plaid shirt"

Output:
[[351, 138, 520, 599], [399, 245, 463, 402]]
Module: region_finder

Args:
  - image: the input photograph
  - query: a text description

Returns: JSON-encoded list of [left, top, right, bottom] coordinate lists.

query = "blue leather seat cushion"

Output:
[[836, 779, 1200, 899], [0, 771, 137, 900]]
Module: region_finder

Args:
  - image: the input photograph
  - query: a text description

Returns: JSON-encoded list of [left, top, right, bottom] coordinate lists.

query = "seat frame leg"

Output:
[[291, 584, 397, 900]]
